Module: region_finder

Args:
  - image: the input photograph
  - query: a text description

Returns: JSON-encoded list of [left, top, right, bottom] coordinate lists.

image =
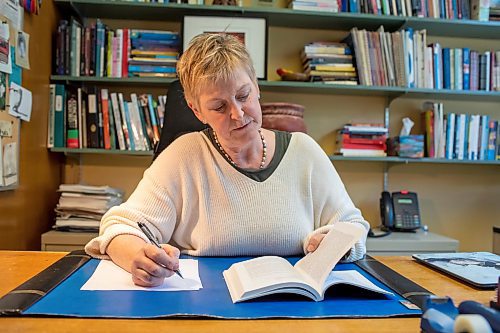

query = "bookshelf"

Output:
[[50, 0, 500, 252], [55, 0, 500, 38]]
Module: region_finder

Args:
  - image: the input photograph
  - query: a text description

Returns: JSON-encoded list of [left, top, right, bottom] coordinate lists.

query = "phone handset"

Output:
[[380, 191, 394, 230]]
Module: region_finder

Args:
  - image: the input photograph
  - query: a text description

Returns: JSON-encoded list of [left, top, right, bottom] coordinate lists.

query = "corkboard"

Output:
[[0, 14, 21, 191]]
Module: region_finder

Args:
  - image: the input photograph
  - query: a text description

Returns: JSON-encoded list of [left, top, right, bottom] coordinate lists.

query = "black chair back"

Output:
[[153, 80, 208, 161]]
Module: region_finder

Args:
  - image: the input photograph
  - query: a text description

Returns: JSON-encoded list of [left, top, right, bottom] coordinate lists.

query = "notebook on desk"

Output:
[[412, 252, 500, 289]]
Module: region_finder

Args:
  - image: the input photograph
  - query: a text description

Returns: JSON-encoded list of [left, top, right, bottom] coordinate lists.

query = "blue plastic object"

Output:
[[421, 296, 459, 333], [459, 301, 500, 333]]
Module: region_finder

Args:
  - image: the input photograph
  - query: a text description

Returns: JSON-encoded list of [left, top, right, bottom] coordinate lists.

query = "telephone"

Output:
[[380, 191, 421, 231]]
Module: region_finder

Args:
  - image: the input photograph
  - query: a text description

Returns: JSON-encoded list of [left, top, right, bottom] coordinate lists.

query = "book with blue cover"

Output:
[[412, 252, 500, 289]]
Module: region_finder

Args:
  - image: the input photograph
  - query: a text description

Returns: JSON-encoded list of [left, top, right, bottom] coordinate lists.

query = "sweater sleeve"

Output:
[[85, 160, 179, 259], [297, 133, 370, 262]]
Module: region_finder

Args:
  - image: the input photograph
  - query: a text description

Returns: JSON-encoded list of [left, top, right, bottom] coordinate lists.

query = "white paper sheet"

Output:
[[81, 259, 203, 291], [8, 82, 32, 121]]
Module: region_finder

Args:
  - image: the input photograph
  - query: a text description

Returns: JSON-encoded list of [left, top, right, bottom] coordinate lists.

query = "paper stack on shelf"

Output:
[[336, 123, 388, 157], [301, 42, 358, 85], [53, 184, 124, 232]]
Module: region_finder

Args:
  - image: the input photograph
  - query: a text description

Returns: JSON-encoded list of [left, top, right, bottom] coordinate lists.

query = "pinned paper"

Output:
[[9, 46, 22, 85], [0, 137, 3, 186], [8, 82, 31, 121], [0, 0, 23, 31], [3, 141, 17, 186], [15, 31, 29, 69], [0, 71, 6, 109], [0, 22, 12, 74], [0, 120, 12, 136]]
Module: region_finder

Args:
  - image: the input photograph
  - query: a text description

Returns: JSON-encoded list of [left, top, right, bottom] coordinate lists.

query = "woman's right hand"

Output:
[[106, 234, 180, 288], [130, 243, 181, 287]]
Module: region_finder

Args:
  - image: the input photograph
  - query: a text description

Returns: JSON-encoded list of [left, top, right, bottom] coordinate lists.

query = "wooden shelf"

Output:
[[54, 0, 500, 39], [329, 155, 500, 165], [51, 76, 500, 101], [50, 75, 176, 86], [50, 147, 153, 156], [49, 148, 500, 165]]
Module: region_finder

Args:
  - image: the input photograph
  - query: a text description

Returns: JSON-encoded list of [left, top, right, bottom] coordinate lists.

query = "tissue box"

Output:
[[387, 135, 424, 158]]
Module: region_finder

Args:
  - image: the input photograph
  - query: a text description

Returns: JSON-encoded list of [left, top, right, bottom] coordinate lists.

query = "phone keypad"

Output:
[[395, 214, 420, 229]]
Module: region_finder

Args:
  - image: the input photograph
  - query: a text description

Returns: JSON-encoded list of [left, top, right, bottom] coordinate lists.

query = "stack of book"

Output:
[[301, 42, 358, 85], [336, 123, 388, 157], [490, 0, 500, 21], [53, 184, 124, 232], [128, 29, 180, 78], [288, 0, 339, 12]]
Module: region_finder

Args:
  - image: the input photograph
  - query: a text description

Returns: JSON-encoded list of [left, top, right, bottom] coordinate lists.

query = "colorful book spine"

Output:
[[487, 120, 498, 160], [101, 89, 111, 150], [442, 48, 451, 89], [66, 87, 79, 148], [54, 84, 66, 148], [147, 94, 160, 145], [462, 47, 470, 90], [47, 84, 56, 148], [110, 92, 126, 150], [118, 93, 132, 150], [478, 115, 489, 160], [445, 112, 456, 159]]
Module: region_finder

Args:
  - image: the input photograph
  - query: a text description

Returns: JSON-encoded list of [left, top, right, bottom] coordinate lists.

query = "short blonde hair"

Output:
[[177, 33, 257, 106]]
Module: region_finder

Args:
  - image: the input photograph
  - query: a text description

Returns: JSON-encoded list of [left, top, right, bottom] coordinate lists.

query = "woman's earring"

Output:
[[257, 94, 261, 100]]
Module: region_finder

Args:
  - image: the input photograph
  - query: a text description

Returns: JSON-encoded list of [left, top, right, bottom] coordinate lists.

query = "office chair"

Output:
[[153, 80, 208, 161]]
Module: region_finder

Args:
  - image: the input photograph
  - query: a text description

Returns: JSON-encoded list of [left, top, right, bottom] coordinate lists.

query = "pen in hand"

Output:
[[137, 222, 184, 279]]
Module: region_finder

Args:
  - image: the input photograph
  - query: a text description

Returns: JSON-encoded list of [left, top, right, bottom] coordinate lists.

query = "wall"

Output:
[[29, 15, 500, 252], [0, 1, 62, 250]]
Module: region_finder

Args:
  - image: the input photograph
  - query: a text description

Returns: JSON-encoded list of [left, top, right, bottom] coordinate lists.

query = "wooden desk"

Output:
[[0, 251, 494, 333]]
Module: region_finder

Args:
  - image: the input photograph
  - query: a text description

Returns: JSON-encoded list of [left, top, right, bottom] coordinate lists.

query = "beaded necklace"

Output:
[[212, 128, 267, 169]]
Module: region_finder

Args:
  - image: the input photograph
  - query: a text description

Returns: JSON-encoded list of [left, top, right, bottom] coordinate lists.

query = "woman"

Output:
[[85, 33, 370, 287]]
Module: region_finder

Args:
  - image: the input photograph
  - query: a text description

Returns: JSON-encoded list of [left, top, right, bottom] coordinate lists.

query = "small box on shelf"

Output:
[[387, 135, 424, 158]]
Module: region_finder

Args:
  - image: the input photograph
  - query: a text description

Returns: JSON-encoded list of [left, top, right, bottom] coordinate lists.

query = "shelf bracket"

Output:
[[68, 1, 85, 23], [63, 153, 83, 184], [383, 162, 389, 192]]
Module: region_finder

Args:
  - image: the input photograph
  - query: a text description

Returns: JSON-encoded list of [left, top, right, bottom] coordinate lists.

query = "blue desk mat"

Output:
[[25, 256, 421, 319]]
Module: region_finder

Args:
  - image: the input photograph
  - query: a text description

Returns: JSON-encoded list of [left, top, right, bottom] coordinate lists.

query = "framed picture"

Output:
[[183, 16, 268, 80]]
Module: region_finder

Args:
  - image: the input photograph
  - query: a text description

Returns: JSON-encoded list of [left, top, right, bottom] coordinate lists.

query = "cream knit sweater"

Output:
[[85, 132, 369, 261]]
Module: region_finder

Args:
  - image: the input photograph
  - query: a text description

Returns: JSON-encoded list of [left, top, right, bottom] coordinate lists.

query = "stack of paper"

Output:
[[53, 184, 124, 232]]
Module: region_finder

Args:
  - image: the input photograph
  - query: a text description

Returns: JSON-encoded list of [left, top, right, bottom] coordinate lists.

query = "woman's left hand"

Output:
[[306, 233, 326, 253]]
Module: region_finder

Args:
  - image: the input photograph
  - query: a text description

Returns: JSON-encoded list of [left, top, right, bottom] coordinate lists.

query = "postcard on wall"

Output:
[[15, 31, 29, 69], [9, 46, 21, 85], [0, 22, 12, 74], [0, 0, 23, 31], [0, 71, 6, 110], [8, 82, 31, 121], [0, 137, 3, 186], [0, 120, 12, 136], [3, 141, 17, 186]]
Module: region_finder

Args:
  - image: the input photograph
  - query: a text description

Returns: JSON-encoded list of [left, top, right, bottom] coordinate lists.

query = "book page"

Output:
[[294, 223, 364, 292], [224, 256, 316, 303], [233, 256, 306, 291], [324, 270, 393, 295]]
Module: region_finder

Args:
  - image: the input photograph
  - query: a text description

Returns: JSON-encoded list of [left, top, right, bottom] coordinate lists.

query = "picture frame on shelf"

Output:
[[182, 15, 268, 80]]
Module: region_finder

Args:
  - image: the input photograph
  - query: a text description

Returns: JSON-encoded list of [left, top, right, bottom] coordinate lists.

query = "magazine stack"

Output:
[[336, 123, 388, 157], [301, 42, 358, 85], [53, 184, 124, 232]]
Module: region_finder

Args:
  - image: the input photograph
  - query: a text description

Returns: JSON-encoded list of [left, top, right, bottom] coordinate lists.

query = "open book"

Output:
[[223, 223, 393, 303]]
